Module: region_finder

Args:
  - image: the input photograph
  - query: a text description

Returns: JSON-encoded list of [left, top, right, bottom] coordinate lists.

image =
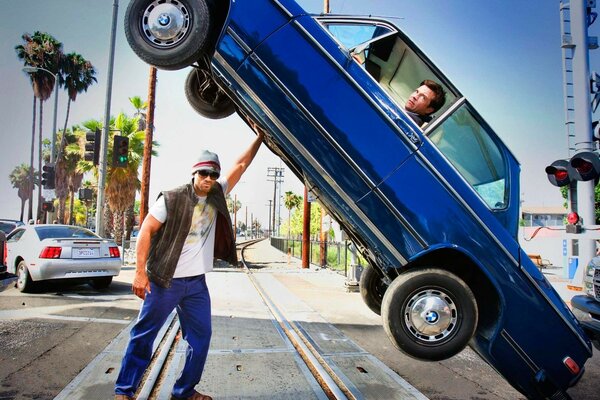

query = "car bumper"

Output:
[[29, 258, 122, 281], [571, 294, 600, 350]]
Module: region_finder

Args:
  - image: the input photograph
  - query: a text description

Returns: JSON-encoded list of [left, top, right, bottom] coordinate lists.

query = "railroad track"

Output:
[[128, 238, 352, 399]]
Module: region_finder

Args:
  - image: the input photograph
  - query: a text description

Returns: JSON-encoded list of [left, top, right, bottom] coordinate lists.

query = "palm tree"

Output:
[[129, 96, 148, 131], [16, 31, 64, 220], [9, 164, 37, 222], [55, 127, 84, 223], [284, 191, 302, 238], [56, 52, 97, 162]]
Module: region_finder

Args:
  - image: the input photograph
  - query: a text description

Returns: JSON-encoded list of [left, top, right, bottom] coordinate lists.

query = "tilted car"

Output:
[[4, 224, 122, 292], [124, 0, 593, 398]]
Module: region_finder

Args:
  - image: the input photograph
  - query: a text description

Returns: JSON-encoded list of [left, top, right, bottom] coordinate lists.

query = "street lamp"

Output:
[[23, 66, 59, 164]]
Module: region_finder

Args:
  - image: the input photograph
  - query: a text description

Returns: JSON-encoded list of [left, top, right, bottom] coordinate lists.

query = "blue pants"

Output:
[[115, 275, 212, 398]]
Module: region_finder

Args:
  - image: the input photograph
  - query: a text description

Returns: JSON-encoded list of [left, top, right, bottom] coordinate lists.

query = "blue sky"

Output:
[[1, 0, 598, 226]]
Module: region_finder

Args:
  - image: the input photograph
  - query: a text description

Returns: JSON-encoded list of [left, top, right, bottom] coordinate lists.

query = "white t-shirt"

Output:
[[148, 178, 229, 277]]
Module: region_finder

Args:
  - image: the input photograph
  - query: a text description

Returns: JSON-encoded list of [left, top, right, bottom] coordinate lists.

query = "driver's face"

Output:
[[405, 85, 436, 116]]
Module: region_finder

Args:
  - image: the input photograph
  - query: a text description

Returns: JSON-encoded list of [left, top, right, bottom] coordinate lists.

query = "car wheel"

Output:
[[359, 264, 387, 315], [185, 68, 235, 119], [381, 268, 478, 361], [124, 0, 211, 70], [16, 261, 34, 293], [90, 276, 113, 290]]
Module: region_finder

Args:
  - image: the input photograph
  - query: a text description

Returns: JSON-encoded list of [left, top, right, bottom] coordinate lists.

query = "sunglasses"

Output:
[[196, 169, 220, 180]]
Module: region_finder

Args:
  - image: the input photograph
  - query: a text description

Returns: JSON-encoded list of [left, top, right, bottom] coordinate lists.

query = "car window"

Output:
[[321, 21, 394, 51], [35, 226, 99, 240], [319, 19, 457, 128], [428, 104, 507, 209], [7, 229, 26, 242]]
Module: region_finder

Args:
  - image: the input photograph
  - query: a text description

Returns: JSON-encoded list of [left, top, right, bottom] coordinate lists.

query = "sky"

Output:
[[1, 0, 598, 229]]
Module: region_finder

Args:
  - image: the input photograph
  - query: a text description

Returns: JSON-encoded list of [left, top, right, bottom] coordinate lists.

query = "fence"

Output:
[[270, 237, 363, 276]]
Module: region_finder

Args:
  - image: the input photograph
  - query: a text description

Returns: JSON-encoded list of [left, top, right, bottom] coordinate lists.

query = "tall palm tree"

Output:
[[9, 164, 37, 222], [129, 95, 148, 131], [284, 191, 302, 238], [15, 31, 64, 220], [55, 127, 84, 223], [56, 52, 97, 162]]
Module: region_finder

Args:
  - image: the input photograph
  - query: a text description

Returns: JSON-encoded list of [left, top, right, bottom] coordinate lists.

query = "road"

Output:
[[0, 245, 599, 399]]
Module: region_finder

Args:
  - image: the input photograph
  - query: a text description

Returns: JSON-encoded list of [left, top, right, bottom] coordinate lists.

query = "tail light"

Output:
[[3, 241, 6, 265], [563, 357, 581, 375], [39, 246, 62, 259], [109, 246, 120, 258]]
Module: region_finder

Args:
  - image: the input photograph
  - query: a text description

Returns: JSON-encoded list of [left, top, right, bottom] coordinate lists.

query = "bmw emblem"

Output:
[[425, 311, 439, 324]]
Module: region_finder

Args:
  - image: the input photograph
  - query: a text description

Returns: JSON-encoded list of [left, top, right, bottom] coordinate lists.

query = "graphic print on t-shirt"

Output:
[[185, 198, 216, 250]]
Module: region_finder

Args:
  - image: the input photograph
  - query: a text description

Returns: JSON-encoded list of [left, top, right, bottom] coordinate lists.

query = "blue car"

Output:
[[125, 0, 592, 398]]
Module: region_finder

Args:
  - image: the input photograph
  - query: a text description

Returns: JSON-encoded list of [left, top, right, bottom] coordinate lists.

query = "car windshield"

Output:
[[35, 226, 99, 240]]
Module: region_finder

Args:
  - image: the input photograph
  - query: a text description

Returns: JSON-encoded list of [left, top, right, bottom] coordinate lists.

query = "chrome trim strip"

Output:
[[213, 53, 408, 265], [272, 0, 293, 18], [500, 330, 538, 372], [423, 97, 466, 134], [225, 26, 251, 54], [519, 267, 593, 354]]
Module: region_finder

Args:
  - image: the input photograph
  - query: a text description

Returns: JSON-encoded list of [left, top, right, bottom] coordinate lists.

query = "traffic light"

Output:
[[41, 164, 55, 189], [112, 135, 129, 168], [41, 201, 54, 213], [85, 128, 100, 165], [545, 151, 600, 187]]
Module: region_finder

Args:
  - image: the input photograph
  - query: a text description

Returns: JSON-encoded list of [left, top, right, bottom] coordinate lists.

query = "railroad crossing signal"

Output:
[[112, 135, 129, 168], [41, 164, 55, 189], [545, 151, 600, 187]]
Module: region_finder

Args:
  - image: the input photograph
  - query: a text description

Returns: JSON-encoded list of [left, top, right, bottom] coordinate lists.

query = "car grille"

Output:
[[594, 268, 600, 301]]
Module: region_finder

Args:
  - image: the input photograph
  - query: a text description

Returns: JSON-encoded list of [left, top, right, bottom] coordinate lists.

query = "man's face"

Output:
[[193, 170, 219, 195], [405, 85, 436, 116]]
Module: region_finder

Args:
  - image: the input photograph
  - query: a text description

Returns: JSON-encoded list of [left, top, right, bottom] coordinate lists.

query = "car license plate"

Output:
[[74, 247, 99, 258]]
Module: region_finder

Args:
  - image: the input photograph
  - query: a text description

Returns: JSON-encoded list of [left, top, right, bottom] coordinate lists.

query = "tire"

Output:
[[90, 276, 113, 290], [359, 264, 387, 315], [381, 268, 478, 361], [124, 0, 212, 70], [16, 261, 34, 293], [185, 68, 235, 119]]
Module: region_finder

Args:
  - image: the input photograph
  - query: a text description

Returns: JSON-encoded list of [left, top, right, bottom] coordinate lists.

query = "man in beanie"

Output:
[[115, 126, 265, 400]]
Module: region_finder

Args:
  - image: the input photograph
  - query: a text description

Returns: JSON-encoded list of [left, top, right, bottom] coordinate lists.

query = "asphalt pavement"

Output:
[[51, 240, 596, 400]]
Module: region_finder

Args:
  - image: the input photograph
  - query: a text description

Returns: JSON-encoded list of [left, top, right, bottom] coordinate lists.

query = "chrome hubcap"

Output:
[[143, 1, 190, 47], [17, 266, 26, 288], [404, 289, 457, 343]]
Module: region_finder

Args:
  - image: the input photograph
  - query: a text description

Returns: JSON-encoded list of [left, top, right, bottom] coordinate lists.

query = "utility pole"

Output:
[[302, 186, 311, 268], [319, 0, 331, 266], [556, 0, 598, 288], [267, 200, 272, 236], [95, 0, 119, 237], [267, 167, 284, 236], [139, 66, 157, 225]]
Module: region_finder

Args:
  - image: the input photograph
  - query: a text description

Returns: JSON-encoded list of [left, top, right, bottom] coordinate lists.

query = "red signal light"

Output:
[[555, 170, 568, 181], [567, 212, 579, 225]]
